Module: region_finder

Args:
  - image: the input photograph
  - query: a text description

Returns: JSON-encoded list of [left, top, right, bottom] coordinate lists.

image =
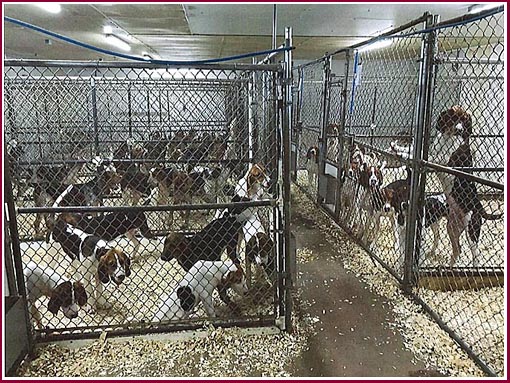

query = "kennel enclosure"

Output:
[[3, 29, 294, 364], [291, 8, 505, 376]]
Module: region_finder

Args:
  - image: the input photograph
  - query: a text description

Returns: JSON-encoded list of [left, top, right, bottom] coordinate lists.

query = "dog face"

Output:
[[97, 248, 131, 285], [361, 163, 384, 188], [176, 285, 197, 313], [222, 264, 248, 296], [348, 145, 364, 176], [436, 106, 472, 140], [248, 163, 271, 189], [246, 232, 274, 266], [47, 281, 88, 319], [306, 146, 319, 164], [161, 232, 189, 262]]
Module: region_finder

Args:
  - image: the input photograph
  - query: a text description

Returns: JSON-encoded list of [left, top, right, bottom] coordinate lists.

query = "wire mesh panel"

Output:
[[293, 8, 504, 376], [4, 61, 288, 341], [294, 61, 326, 199], [338, 18, 426, 279], [413, 9, 505, 376]]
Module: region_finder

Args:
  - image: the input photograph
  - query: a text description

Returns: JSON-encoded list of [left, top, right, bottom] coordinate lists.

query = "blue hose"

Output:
[[4, 16, 293, 65]]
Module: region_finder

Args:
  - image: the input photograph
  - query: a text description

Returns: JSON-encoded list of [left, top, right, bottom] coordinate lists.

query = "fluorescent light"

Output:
[[104, 34, 131, 52], [468, 3, 504, 14], [358, 39, 393, 53], [35, 3, 61, 14]]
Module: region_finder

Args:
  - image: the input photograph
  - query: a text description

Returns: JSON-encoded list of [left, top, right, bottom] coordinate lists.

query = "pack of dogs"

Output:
[[306, 105, 503, 270], [21, 132, 275, 328], [18, 105, 502, 328]]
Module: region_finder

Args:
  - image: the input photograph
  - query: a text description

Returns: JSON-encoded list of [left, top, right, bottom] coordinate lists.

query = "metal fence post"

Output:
[[282, 26, 293, 332], [403, 13, 435, 290], [334, 49, 351, 220], [3, 153, 35, 354], [317, 56, 331, 204], [90, 77, 99, 156]]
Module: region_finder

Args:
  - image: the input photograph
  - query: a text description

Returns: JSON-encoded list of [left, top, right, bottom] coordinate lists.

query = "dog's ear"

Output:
[[121, 252, 131, 277], [73, 282, 88, 306], [97, 258, 111, 284], [48, 282, 69, 315]]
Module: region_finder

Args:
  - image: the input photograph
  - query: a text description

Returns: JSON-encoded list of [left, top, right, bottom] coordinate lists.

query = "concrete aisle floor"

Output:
[[289, 206, 435, 377]]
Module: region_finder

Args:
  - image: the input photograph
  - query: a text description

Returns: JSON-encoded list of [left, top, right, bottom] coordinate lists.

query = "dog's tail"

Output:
[[481, 210, 503, 220]]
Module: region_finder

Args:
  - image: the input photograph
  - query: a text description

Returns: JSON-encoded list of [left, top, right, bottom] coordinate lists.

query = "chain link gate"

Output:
[[411, 8, 505, 376], [293, 61, 326, 201], [292, 7, 504, 377], [4, 58, 292, 342]]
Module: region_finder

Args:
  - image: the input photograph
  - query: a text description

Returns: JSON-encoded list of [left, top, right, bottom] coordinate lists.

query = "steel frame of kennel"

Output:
[[291, 8, 504, 377], [3, 28, 294, 351]]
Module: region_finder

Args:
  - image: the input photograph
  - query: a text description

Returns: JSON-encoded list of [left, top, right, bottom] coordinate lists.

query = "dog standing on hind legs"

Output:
[[429, 106, 503, 267]]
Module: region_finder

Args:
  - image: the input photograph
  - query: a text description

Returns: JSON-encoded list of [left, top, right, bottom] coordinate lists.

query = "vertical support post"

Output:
[[403, 13, 435, 290], [91, 77, 99, 156], [128, 85, 133, 139], [334, 49, 351, 219], [282, 26, 293, 332], [3, 155, 35, 353], [248, 58, 255, 163], [317, 56, 332, 204], [272, 4, 277, 51], [147, 89, 151, 132]]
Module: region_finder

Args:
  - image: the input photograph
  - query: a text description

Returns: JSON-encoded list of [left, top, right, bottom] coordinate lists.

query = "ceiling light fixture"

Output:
[[35, 3, 61, 14], [104, 34, 131, 52], [468, 3, 504, 14], [358, 39, 393, 53]]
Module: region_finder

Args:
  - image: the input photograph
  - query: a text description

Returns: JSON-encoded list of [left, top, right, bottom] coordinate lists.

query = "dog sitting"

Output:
[[153, 259, 247, 321], [24, 261, 88, 329], [306, 146, 320, 189], [57, 211, 154, 261], [48, 219, 131, 310]]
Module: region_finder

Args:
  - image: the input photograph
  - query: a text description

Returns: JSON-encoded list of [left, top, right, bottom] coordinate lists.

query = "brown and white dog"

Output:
[[24, 261, 88, 329], [153, 259, 248, 321], [357, 154, 387, 245], [380, 177, 448, 268], [306, 146, 320, 189], [429, 106, 502, 266], [48, 219, 131, 310]]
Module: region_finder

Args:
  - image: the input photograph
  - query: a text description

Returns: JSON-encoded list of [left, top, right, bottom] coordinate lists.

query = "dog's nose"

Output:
[[69, 312, 78, 319], [117, 274, 125, 282]]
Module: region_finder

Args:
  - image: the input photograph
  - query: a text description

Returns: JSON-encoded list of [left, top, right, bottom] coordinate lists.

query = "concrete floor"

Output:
[[289, 205, 441, 377]]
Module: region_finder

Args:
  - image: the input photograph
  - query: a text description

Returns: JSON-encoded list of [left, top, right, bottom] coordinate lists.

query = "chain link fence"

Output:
[[292, 8, 504, 376], [293, 62, 325, 201], [4, 61, 291, 342]]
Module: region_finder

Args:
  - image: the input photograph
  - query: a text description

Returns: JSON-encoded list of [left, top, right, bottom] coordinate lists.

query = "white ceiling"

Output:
[[3, 3, 479, 63]]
